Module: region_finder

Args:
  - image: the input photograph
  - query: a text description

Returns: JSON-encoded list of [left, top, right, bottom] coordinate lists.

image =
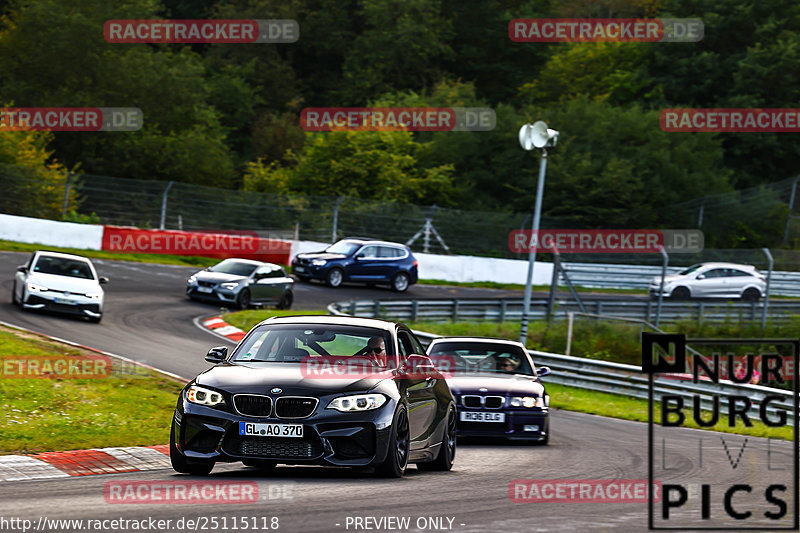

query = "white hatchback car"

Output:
[[649, 262, 766, 301], [12, 251, 108, 322]]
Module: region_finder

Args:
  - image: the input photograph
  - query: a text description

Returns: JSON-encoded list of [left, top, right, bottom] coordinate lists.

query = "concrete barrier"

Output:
[[0, 214, 103, 249]]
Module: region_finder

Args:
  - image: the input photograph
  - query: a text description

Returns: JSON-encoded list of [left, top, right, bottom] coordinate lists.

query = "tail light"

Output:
[[413, 260, 418, 268]]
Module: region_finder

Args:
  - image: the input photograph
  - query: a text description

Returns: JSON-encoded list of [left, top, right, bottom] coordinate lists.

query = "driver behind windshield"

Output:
[[497, 356, 520, 373], [365, 336, 387, 368]]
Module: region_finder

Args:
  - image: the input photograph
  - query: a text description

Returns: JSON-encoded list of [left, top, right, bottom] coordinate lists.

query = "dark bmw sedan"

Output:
[[170, 316, 456, 477], [427, 337, 551, 444], [291, 238, 418, 292]]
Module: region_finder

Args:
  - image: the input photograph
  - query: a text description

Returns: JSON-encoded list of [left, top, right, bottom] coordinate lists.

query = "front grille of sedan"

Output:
[[197, 281, 216, 288], [234, 395, 273, 417], [461, 395, 505, 409], [227, 436, 322, 458], [275, 397, 318, 419]]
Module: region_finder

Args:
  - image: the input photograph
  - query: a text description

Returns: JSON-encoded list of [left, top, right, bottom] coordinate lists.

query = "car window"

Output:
[[359, 246, 379, 258], [325, 241, 361, 255], [727, 269, 751, 277], [33, 256, 94, 279], [255, 265, 283, 278], [428, 342, 534, 376], [397, 331, 414, 358], [408, 332, 425, 355], [702, 269, 726, 278], [679, 264, 703, 276], [209, 259, 257, 276]]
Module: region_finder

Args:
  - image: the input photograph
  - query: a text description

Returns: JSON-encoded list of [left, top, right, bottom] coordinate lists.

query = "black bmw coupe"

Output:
[[170, 316, 457, 477]]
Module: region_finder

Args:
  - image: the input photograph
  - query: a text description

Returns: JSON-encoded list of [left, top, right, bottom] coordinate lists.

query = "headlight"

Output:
[[27, 283, 48, 293], [311, 259, 327, 266], [86, 291, 103, 300], [220, 282, 239, 291], [187, 276, 197, 284], [327, 393, 387, 412], [510, 396, 545, 408], [186, 385, 226, 407]]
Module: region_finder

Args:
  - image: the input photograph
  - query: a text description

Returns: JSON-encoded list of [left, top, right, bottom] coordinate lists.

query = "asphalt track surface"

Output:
[[0, 251, 794, 532]]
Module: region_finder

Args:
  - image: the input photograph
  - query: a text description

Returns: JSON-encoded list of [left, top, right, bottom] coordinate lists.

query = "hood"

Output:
[[195, 363, 389, 395], [296, 252, 347, 261], [28, 272, 101, 294], [446, 374, 544, 397], [193, 271, 247, 283], [651, 274, 683, 285]]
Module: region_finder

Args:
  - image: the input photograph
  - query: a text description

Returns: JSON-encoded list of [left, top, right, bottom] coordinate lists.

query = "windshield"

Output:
[[679, 264, 704, 276], [325, 241, 362, 255], [208, 259, 257, 276], [428, 342, 534, 376], [33, 256, 94, 279], [232, 324, 395, 369]]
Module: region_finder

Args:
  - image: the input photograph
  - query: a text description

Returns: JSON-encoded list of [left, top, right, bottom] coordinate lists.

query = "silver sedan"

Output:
[[649, 262, 766, 300], [186, 258, 294, 309]]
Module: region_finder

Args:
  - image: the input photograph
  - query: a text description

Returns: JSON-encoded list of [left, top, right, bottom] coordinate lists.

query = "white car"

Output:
[[12, 251, 108, 323], [649, 262, 766, 301]]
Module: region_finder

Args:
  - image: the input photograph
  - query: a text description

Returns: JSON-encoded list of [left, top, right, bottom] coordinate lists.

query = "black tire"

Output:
[[391, 272, 410, 292], [11, 281, 18, 305], [242, 459, 277, 470], [236, 288, 252, 309], [170, 424, 214, 475], [376, 406, 410, 478], [276, 291, 293, 310], [742, 288, 761, 301], [417, 407, 456, 471], [326, 268, 344, 288], [671, 286, 690, 300]]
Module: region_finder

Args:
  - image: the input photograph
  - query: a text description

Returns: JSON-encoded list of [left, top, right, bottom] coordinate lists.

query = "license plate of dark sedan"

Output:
[[294, 266, 305, 272], [460, 412, 505, 422], [239, 422, 303, 437]]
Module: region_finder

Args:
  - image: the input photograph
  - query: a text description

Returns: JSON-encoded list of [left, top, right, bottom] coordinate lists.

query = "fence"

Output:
[[327, 303, 796, 422], [4, 163, 800, 261], [328, 297, 800, 325]]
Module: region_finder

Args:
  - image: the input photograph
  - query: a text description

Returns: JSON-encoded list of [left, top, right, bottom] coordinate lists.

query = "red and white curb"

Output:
[[201, 316, 246, 342], [0, 445, 171, 482]]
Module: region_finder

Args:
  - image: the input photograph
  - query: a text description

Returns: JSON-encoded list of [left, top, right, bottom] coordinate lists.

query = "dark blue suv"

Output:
[[291, 238, 419, 292]]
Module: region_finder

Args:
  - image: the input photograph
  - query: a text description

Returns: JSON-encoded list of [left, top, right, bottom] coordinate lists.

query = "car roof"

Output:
[[256, 314, 406, 332], [338, 238, 409, 249], [692, 262, 757, 270], [428, 337, 528, 349], [216, 258, 281, 267], [34, 250, 94, 262]]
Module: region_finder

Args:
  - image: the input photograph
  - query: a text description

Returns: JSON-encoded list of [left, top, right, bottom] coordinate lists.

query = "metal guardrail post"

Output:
[[159, 180, 174, 230], [374, 301, 381, 318], [783, 175, 800, 245], [655, 247, 668, 327], [61, 172, 73, 219], [762, 247, 773, 330], [411, 300, 419, 322], [546, 252, 559, 321], [558, 262, 586, 313], [500, 299, 507, 322], [331, 196, 344, 243], [452, 299, 460, 321], [349, 300, 356, 315], [565, 312, 574, 355]]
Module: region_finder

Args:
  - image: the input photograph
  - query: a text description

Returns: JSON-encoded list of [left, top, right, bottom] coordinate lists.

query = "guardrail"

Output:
[[562, 262, 800, 297], [327, 302, 796, 423], [328, 297, 800, 324]]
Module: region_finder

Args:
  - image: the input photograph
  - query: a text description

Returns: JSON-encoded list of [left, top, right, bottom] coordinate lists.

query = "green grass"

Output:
[[0, 239, 221, 268], [0, 325, 184, 454], [548, 382, 792, 440]]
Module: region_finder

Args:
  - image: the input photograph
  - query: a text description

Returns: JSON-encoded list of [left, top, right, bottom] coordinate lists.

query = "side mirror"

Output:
[[401, 354, 438, 377], [99, 276, 109, 284], [696, 274, 706, 280], [355, 254, 364, 260], [537, 366, 551, 378], [17, 266, 27, 273], [205, 346, 228, 363]]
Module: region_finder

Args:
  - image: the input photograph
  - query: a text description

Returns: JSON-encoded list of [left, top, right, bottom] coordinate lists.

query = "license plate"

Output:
[[53, 298, 78, 305], [294, 266, 305, 272], [523, 425, 540, 432], [460, 411, 505, 422], [239, 422, 303, 438], [197, 286, 213, 293]]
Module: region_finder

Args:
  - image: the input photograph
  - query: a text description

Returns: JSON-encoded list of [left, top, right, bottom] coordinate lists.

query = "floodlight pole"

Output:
[[518, 147, 548, 345]]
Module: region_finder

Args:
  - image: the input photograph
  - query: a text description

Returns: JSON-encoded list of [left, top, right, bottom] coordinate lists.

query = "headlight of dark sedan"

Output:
[[327, 393, 387, 412], [186, 385, 226, 407], [510, 396, 546, 408]]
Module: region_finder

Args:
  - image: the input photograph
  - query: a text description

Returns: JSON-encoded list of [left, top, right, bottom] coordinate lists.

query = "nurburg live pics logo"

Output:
[[642, 332, 800, 530]]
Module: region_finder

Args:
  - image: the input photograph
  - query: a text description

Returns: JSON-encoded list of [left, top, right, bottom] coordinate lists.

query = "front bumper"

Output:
[[186, 285, 239, 304], [173, 400, 397, 467], [291, 261, 326, 280], [23, 293, 102, 318], [456, 409, 549, 441]]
